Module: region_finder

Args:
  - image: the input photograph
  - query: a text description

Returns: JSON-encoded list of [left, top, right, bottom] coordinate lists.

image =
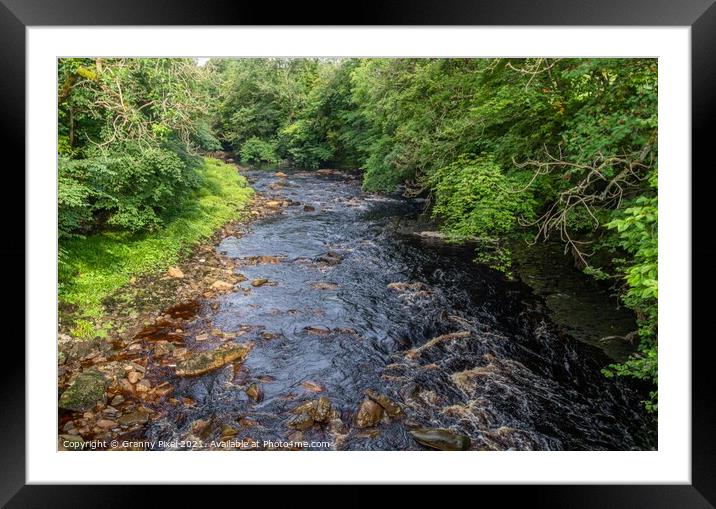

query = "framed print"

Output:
[[3, 0, 713, 504]]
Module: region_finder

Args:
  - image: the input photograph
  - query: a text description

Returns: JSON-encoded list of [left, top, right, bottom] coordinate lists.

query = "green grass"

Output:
[[59, 157, 254, 324]]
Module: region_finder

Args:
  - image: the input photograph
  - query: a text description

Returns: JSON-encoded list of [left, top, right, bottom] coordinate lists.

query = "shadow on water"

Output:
[[145, 169, 656, 451]]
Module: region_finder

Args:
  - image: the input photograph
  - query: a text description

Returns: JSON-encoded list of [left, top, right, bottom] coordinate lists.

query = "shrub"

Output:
[[193, 122, 224, 151], [428, 155, 535, 241], [603, 173, 658, 411], [58, 143, 202, 237], [239, 137, 281, 165], [426, 155, 536, 270]]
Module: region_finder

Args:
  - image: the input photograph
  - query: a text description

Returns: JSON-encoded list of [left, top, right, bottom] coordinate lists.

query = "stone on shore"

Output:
[[211, 280, 234, 292], [59, 370, 108, 412], [167, 266, 184, 278]]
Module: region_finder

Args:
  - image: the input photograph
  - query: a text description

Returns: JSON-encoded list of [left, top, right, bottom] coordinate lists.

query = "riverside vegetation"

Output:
[[57, 58, 658, 450]]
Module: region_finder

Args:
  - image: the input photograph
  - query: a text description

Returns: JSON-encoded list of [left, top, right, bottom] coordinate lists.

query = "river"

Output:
[[141, 168, 656, 451]]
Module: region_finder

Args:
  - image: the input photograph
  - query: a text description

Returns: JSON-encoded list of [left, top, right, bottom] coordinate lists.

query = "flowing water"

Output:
[[144, 169, 656, 451]]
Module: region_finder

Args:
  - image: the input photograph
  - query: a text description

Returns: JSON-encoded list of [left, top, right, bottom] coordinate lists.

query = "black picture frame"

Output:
[[3, 0, 712, 505]]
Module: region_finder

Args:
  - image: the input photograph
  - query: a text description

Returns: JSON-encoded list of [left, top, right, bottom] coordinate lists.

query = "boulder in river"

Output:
[[365, 389, 404, 418], [301, 380, 325, 393], [313, 396, 333, 422], [221, 425, 239, 440], [315, 251, 342, 266], [311, 282, 339, 290], [59, 370, 108, 412], [287, 412, 315, 431], [355, 398, 383, 428], [175, 344, 252, 377], [414, 231, 448, 240], [387, 281, 428, 293], [303, 325, 331, 336], [287, 396, 334, 430], [251, 278, 270, 287], [409, 427, 471, 451], [245, 383, 263, 402], [405, 331, 471, 359]]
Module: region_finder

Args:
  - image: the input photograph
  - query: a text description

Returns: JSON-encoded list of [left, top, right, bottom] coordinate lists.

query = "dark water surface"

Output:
[[146, 169, 656, 450]]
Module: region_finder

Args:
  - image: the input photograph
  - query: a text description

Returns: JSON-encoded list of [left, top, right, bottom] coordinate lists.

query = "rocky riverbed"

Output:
[[58, 167, 656, 451]]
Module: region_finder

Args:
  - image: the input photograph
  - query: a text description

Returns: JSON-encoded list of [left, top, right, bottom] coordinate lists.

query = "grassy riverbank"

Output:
[[59, 157, 253, 333]]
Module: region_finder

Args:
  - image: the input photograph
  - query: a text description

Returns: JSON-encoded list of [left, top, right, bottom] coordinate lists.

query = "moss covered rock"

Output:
[[58, 370, 108, 411]]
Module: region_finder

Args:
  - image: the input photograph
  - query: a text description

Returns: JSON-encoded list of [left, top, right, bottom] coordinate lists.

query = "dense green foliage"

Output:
[[209, 57, 658, 409], [428, 155, 536, 269], [59, 158, 253, 327], [58, 58, 214, 238], [58, 57, 658, 410], [58, 59, 252, 329], [239, 137, 281, 165], [602, 173, 658, 411]]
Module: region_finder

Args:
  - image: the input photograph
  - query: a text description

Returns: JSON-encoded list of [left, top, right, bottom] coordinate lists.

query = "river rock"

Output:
[[365, 389, 404, 418], [409, 427, 471, 451], [265, 200, 282, 209], [59, 370, 108, 412], [58, 435, 84, 450], [154, 340, 176, 357], [311, 282, 338, 290], [211, 280, 234, 292], [96, 419, 117, 429], [67, 340, 98, 361], [245, 384, 263, 402], [303, 325, 331, 336], [406, 331, 471, 359], [118, 411, 149, 426], [415, 231, 448, 240], [316, 251, 342, 266], [153, 382, 174, 398], [127, 371, 142, 384], [221, 425, 239, 439], [251, 278, 269, 287], [275, 171, 288, 178], [167, 266, 184, 278], [301, 380, 325, 393], [313, 396, 333, 422], [355, 398, 383, 428], [387, 281, 427, 293], [303, 204, 316, 212], [175, 344, 252, 377], [253, 255, 284, 264], [287, 412, 314, 430], [287, 397, 334, 430]]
